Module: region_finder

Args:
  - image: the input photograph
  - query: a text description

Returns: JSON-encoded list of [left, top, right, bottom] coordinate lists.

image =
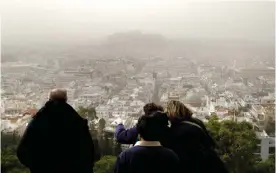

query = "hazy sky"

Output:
[[1, 0, 275, 44]]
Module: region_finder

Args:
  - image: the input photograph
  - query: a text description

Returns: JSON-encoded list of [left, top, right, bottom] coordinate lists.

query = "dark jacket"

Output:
[[17, 100, 95, 173], [168, 117, 228, 173], [114, 141, 179, 173], [182, 117, 217, 149]]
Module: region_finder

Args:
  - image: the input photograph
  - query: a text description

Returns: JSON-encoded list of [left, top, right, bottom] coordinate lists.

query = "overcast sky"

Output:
[[1, 0, 275, 44]]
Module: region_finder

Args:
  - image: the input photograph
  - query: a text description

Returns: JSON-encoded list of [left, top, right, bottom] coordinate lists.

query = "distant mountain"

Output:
[[94, 32, 274, 65], [2, 31, 274, 66], [95, 31, 169, 58]]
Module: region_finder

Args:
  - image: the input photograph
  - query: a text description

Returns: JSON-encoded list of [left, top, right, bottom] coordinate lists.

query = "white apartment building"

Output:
[[256, 131, 275, 161]]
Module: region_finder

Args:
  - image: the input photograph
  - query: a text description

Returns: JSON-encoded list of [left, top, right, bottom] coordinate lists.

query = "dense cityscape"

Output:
[[2, 35, 275, 162]]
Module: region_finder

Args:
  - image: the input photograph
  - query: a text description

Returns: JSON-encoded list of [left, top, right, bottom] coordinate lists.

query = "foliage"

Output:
[[94, 155, 117, 173], [78, 106, 98, 120], [206, 115, 259, 173], [249, 155, 275, 173], [1, 132, 29, 173], [1, 147, 29, 173], [210, 112, 217, 117], [1, 131, 20, 147], [264, 116, 275, 136], [1, 114, 274, 173], [99, 118, 106, 131]]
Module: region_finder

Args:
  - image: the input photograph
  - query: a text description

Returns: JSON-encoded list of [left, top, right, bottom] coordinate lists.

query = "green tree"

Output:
[[1, 132, 29, 173], [78, 106, 98, 120], [250, 155, 275, 173], [98, 118, 106, 132], [94, 155, 117, 173], [264, 116, 275, 136], [206, 115, 259, 173], [1, 147, 29, 173]]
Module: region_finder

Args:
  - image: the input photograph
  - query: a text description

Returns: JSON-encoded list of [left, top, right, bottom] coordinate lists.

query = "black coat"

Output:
[[17, 100, 95, 173], [168, 117, 228, 173]]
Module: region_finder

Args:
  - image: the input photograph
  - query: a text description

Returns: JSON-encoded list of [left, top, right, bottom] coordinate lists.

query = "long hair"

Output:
[[166, 100, 193, 118]]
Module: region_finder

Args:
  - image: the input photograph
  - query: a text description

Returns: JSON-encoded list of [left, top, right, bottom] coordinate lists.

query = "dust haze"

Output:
[[1, 0, 275, 65], [1, 1, 274, 43]]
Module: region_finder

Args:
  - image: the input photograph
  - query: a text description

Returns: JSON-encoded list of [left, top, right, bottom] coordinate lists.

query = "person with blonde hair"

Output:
[[165, 100, 228, 173], [166, 100, 193, 119], [166, 100, 209, 131]]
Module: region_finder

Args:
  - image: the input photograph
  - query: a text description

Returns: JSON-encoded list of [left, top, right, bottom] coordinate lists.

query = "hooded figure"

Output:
[[17, 89, 95, 173]]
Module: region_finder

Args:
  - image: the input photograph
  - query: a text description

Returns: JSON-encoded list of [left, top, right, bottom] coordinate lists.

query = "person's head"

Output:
[[157, 105, 164, 112], [166, 100, 193, 120], [143, 103, 164, 115], [136, 111, 168, 141], [49, 89, 67, 102]]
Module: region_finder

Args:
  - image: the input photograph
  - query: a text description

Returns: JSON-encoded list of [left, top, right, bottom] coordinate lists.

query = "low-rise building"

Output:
[[255, 131, 275, 161]]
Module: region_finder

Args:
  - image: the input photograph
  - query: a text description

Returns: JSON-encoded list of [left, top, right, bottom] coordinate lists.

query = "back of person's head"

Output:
[[137, 111, 168, 141], [157, 105, 164, 112], [166, 100, 193, 119], [143, 103, 164, 115], [49, 88, 68, 102], [150, 111, 169, 127]]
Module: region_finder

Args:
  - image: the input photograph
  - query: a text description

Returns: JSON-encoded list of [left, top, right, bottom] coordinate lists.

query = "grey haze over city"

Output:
[[1, 0, 275, 44], [1, 0, 275, 165]]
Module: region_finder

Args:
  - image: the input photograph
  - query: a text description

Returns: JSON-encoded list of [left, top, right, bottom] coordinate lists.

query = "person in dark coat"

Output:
[[114, 103, 164, 145], [114, 112, 179, 173], [17, 89, 95, 173], [165, 100, 228, 173]]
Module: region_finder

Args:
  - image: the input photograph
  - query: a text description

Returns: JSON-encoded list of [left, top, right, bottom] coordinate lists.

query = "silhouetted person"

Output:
[[17, 89, 95, 173], [166, 100, 228, 173], [114, 112, 179, 173], [115, 103, 164, 145]]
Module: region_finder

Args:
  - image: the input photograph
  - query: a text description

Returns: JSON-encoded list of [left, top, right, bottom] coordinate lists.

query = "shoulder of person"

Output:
[[118, 149, 129, 160], [191, 117, 203, 123], [80, 118, 89, 126], [160, 147, 179, 162], [193, 118, 209, 130], [26, 118, 36, 129], [74, 116, 89, 129], [123, 145, 144, 155], [32, 105, 47, 118], [82, 118, 88, 123], [129, 126, 138, 132], [160, 147, 177, 155]]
